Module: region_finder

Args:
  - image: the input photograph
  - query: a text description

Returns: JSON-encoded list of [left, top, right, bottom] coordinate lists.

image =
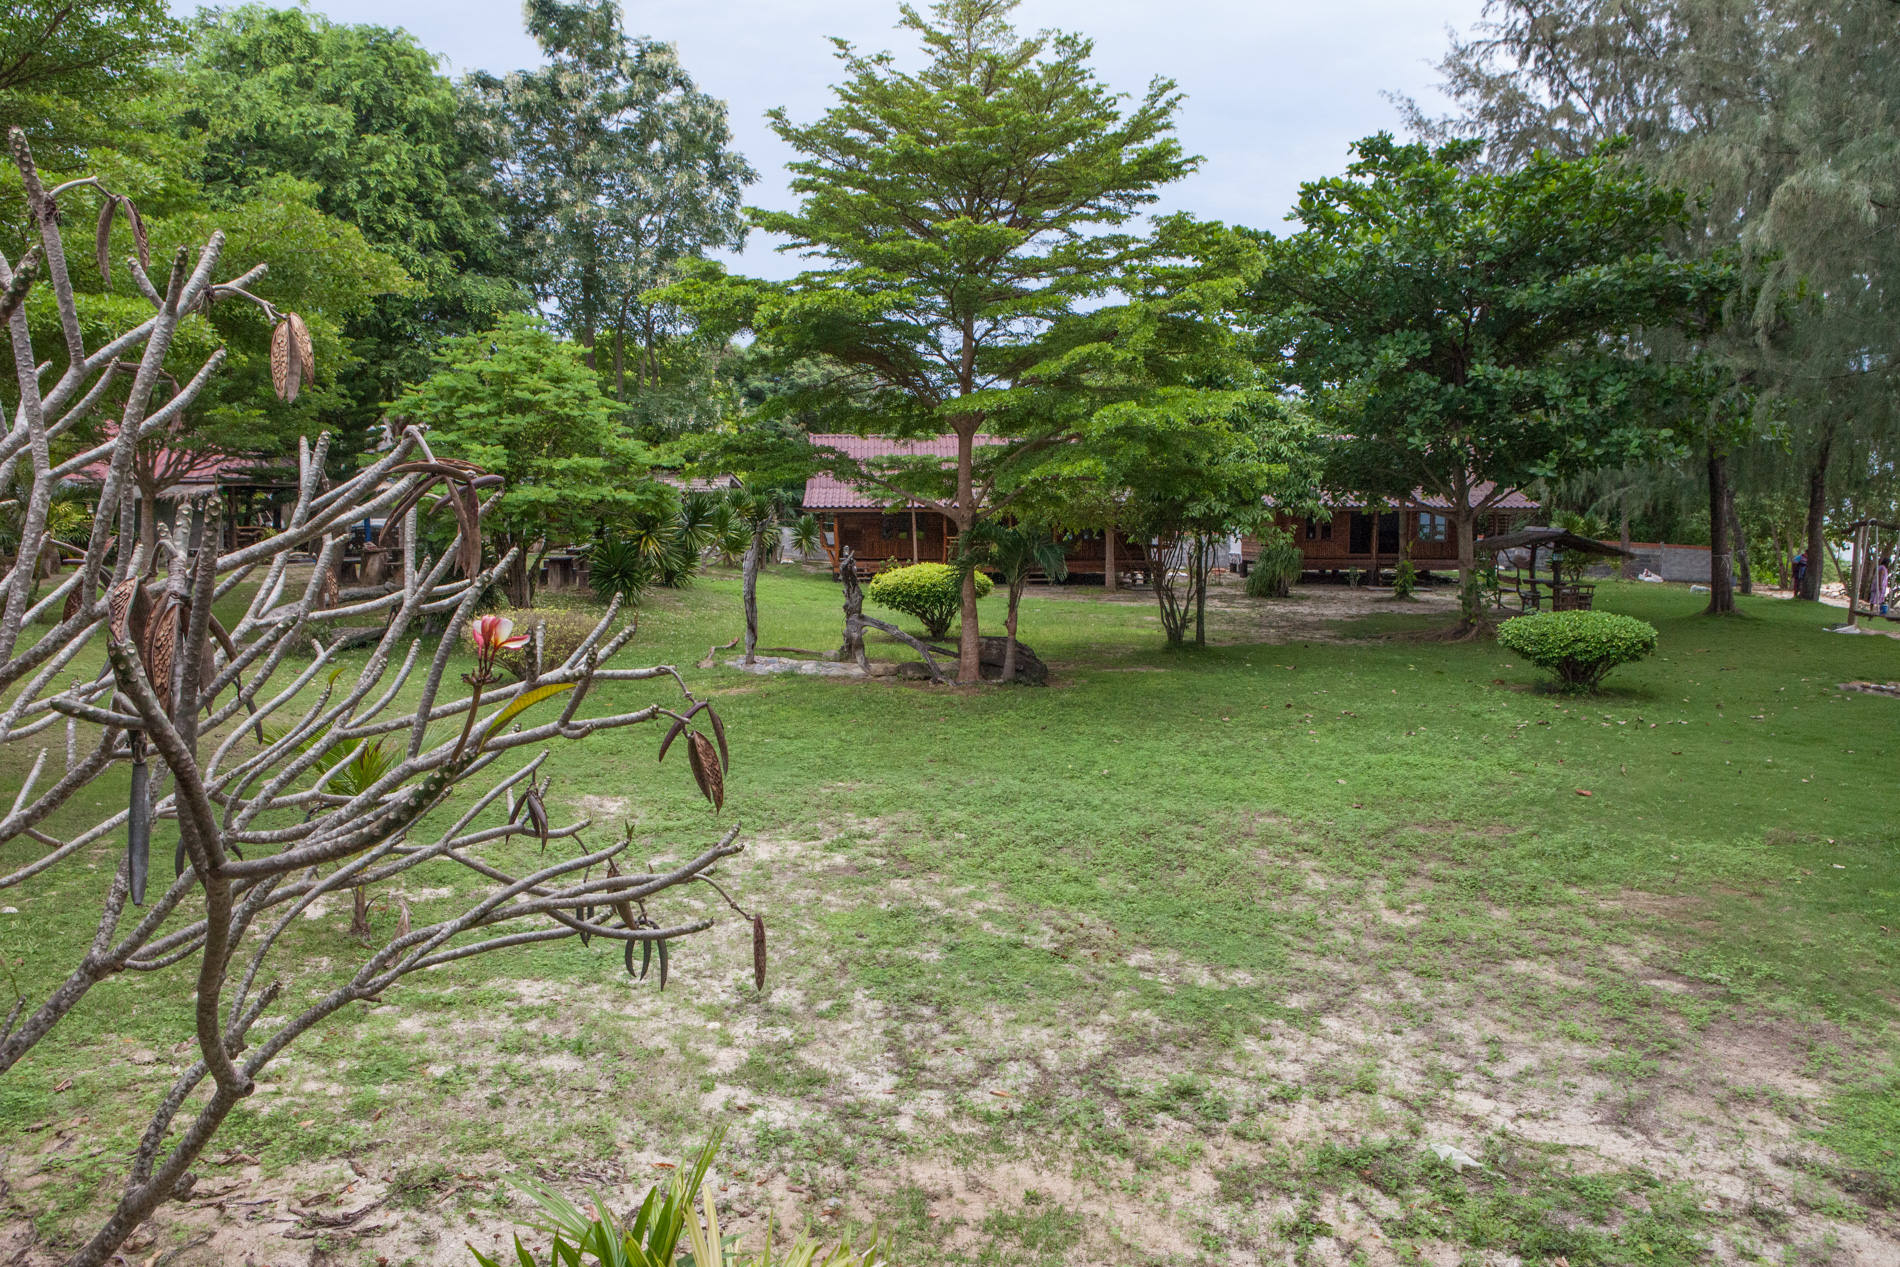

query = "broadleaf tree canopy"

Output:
[[1245, 134, 1730, 614], [392, 314, 664, 605]]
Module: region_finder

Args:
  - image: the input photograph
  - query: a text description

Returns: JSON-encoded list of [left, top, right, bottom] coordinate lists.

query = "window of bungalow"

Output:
[[881, 514, 910, 540], [1418, 513, 1448, 541]]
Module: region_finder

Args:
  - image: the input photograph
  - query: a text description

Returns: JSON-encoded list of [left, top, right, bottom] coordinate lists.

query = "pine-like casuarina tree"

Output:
[[1403, 0, 1900, 605]]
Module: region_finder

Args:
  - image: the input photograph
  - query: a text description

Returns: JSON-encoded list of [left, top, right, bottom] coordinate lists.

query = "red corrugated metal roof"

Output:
[[802, 433, 1539, 514], [69, 448, 281, 498], [802, 434, 1004, 510]]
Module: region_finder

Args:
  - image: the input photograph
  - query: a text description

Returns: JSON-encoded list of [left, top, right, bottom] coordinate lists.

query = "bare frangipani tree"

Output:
[[0, 129, 757, 1267]]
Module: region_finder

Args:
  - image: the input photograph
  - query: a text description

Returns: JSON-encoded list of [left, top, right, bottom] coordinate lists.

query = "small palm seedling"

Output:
[[586, 537, 652, 604], [790, 513, 823, 560]]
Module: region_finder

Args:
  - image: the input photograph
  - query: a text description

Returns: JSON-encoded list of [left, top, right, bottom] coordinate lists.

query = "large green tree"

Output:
[[0, 0, 185, 175], [1246, 135, 1728, 620], [392, 314, 660, 606], [1405, 0, 1900, 604], [177, 5, 526, 459], [666, 0, 1196, 682], [470, 0, 753, 396]]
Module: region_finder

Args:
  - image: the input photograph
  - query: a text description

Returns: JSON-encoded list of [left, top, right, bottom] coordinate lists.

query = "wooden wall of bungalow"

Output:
[[1239, 498, 1536, 578], [811, 507, 1150, 583]]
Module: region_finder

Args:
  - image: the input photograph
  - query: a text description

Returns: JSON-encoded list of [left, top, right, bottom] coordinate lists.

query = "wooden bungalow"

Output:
[[68, 446, 296, 553], [1238, 484, 1540, 581], [802, 434, 1150, 584]]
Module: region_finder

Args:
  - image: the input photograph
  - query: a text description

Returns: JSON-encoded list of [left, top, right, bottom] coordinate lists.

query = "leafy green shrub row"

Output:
[[867, 562, 991, 639], [1497, 609, 1658, 691]]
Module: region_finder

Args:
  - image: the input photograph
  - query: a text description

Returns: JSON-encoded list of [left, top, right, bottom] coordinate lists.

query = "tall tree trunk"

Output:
[[612, 293, 630, 403], [1001, 577, 1023, 682], [138, 481, 160, 569], [503, 537, 531, 609], [1103, 521, 1117, 593], [1729, 494, 1751, 596], [1193, 532, 1207, 646], [1619, 502, 1633, 580], [1454, 506, 1480, 624], [579, 252, 598, 371], [643, 308, 658, 389], [953, 423, 980, 683], [1800, 425, 1833, 601], [1705, 445, 1734, 615], [1367, 510, 1380, 590], [741, 530, 762, 666]]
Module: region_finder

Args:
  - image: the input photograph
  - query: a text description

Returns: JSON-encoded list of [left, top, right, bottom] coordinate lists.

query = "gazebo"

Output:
[[1842, 518, 1900, 625], [1482, 527, 1635, 612]]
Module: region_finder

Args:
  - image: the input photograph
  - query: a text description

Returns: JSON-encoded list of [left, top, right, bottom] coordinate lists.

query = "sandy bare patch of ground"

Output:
[[1, 823, 1891, 1267], [1031, 574, 1465, 647]]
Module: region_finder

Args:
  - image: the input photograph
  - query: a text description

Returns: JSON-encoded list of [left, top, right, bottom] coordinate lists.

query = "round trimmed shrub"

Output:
[[1497, 610, 1658, 692], [866, 562, 991, 639]]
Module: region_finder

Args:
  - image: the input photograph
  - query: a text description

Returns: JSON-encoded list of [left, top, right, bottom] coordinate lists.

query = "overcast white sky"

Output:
[[272, 0, 1486, 278]]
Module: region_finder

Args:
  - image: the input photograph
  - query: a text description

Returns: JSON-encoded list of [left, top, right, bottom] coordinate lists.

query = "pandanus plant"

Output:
[[473, 1128, 885, 1267], [0, 129, 765, 1267]]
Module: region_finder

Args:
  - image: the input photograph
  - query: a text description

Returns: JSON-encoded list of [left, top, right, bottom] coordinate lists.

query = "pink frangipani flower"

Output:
[[469, 614, 529, 674]]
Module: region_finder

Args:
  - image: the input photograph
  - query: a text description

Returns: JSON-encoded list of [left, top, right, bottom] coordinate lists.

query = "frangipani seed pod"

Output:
[[127, 743, 150, 905], [707, 706, 729, 773], [606, 857, 634, 929], [685, 730, 723, 811], [95, 196, 116, 285], [287, 312, 314, 382], [127, 197, 149, 268], [523, 786, 549, 849], [107, 577, 149, 646], [141, 594, 179, 708], [753, 914, 766, 991], [270, 319, 301, 402]]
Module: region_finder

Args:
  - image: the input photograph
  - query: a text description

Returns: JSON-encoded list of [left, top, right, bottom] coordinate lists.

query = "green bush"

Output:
[[1497, 609, 1658, 691], [1244, 528, 1304, 598], [497, 607, 605, 680], [867, 562, 991, 639]]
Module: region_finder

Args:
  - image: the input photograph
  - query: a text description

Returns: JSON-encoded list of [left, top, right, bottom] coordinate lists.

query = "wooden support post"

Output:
[[1104, 524, 1117, 593], [910, 505, 918, 565], [1367, 510, 1380, 589], [1849, 523, 1866, 626]]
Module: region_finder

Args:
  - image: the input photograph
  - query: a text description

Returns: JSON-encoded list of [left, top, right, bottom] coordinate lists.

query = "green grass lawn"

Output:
[[1, 567, 1896, 1266]]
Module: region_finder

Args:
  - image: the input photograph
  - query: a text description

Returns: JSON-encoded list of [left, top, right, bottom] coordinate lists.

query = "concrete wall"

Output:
[[1626, 542, 1712, 583]]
